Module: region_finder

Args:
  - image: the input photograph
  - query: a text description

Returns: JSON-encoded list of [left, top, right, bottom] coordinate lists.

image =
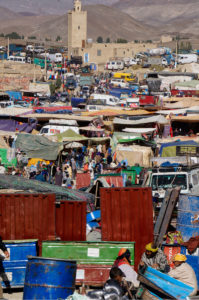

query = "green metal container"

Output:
[[42, 241, 135, 265]]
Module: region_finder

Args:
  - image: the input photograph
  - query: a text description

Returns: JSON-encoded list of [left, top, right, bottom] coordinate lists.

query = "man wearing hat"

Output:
[[168, 253, 197, 296], [139, 242, 168, 272]]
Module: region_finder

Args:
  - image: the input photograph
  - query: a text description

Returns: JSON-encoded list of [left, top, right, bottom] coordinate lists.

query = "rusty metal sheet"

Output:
[[105, 176, 123, 187], [76, 264, 111, 286], [100, 187, 154, 270], [0, 193, 56, 244], [76, 173, 91, 190], [56, 201, 86, 241]]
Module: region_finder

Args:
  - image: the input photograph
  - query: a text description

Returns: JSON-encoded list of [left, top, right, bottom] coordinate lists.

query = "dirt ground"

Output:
[[3, 288, 23, 300]]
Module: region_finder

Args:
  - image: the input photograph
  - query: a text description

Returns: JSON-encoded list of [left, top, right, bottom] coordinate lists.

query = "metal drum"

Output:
[[177, 194, 199, 242], [23, 256, 76, 300]]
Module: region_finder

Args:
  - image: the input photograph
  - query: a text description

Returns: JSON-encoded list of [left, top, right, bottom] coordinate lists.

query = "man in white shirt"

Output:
[[168, 253, 197, 296]]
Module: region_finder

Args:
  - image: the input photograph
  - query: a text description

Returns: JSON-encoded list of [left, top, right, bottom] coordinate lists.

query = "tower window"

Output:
[[78, 26, 80, 30], [97, 50, 101, 56]]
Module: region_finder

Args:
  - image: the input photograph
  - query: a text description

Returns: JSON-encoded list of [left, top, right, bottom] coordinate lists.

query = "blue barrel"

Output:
[[177, 194, 199, 242], [23, 256, 76, 300]]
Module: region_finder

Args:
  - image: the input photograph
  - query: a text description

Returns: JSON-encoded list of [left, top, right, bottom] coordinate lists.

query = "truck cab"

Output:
[[149, 166, 199, 207]]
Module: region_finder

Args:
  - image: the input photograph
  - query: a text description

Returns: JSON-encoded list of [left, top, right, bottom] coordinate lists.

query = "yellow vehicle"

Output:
[[113, 72, 135, 82]]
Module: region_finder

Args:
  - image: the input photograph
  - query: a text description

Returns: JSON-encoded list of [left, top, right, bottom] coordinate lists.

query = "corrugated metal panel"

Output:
[[76, 173, 91, 190], [0, 193, 56, 244], [56, 201, 86, 241], [100, 188, 153, 270]]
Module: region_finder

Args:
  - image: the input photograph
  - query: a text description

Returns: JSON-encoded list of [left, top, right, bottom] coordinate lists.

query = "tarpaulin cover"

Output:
[[0, 148, 17, 167], [159, 140, 198, 157], [114, 115, 168, 125], [16, 133, 63, 160], [6, 91, 22, 100], [0, 175, 94, 203], [0, 119, 37, 133], [56, 129, 88, 143]]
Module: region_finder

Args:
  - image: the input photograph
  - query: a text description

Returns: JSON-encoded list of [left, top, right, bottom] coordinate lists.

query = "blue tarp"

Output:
[[71, 97, 86, 108], [159, 140, 198, 156], [6, 91, 22, 101]]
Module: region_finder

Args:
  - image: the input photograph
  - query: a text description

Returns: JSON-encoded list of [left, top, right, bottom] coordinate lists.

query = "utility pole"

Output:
[[7, 37, 9, 59]]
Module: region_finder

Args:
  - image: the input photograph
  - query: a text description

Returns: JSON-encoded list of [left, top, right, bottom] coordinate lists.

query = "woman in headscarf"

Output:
[[113, 248, 139, 288]]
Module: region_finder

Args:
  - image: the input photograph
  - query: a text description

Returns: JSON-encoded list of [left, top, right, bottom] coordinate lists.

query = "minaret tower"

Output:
[[68, 0, 87, 58]]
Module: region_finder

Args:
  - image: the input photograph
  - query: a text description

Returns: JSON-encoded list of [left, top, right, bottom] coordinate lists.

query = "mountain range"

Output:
[[0, 0, 198, 42]]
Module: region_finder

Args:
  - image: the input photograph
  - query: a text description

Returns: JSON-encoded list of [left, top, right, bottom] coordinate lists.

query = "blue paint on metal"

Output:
[[181, 246, 199, 289], [1, 241, 37, 288], [23, 256, 77, 300], [4, 241, 37, 261], [86, 210, 101, 223], [143, 266, 194, 300], [1, 261, 27, 288], [177, 194, 199, 241]]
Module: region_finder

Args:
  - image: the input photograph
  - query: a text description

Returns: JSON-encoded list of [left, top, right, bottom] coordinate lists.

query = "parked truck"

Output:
[[147, 57, 168, 66]]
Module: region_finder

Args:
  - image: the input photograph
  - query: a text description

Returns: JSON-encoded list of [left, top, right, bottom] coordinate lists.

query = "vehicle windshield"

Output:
[[40, 128, 49, 134], [152, 174, 187, 190]]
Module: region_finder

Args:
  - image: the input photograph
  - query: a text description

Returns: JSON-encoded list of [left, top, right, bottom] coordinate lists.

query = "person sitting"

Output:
[[139, 242, 168, 272], [113, 248, 139, 288], [87, 267, 129, 299], [168, 253, 197, 296]]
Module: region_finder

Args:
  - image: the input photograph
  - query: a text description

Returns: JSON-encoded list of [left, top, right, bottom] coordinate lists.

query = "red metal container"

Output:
[[139, 95, 158, 106], [76, 264, 111, 286], [171, 89, 199, 97], [76, 173, 91, 190], [100, 187, 154, 270], [0, 193, 56, 243], [56, 200, 86, 241]]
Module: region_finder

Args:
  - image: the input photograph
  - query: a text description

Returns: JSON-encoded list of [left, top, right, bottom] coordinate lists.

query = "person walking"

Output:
[[0, 236, 10, 299]]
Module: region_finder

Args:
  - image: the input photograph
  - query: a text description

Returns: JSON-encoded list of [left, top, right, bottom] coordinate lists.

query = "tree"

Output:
[[5, 32, 21, 39], [56, 35, 61, 42], [106, 37, 110, 43], [97, 36, 103, 43], [28, 36, 36, 40], [116, 38, 128, 43]]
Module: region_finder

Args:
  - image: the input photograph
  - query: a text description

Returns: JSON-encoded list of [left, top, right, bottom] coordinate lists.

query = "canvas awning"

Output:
[[79, 126, 104, 132], [114, 115, 168, 126], [123, 128, 156, 134], [56, 129, 88, 143]]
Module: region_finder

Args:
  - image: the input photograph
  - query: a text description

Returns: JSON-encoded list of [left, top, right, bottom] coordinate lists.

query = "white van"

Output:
[[177, 54, 198, 64], [40, 119, 79, 136], [110, 78, 129, 88], [48, 53, 62, 63], [90, 93, 120, 106], [26, 45, 34, 52], [8, 56, 26, 63], [105, 61, 124, 71]]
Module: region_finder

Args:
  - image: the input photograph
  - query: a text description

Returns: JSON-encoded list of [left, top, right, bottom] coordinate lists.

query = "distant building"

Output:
[[68, 0, 87, 58], [67, 1, 157, 67], [161, 35, 172, 43]]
